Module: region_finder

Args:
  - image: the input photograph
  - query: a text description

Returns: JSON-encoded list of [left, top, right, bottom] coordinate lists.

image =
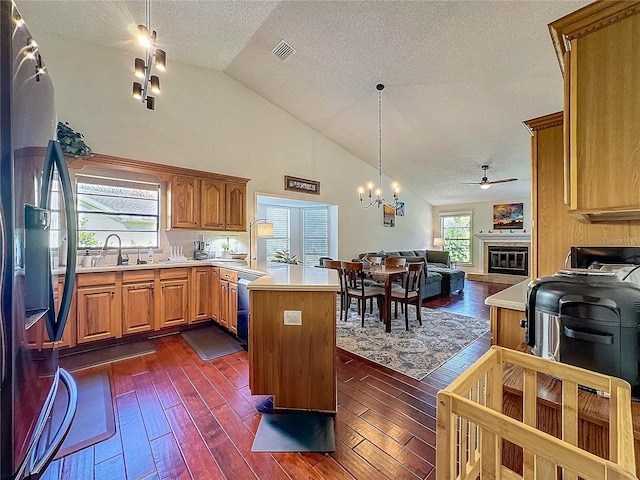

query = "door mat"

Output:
[[251, 412, 335, 453], [180, 326, 243, 361], [54, 371, 115, 459], [60, 340, 157, 372]]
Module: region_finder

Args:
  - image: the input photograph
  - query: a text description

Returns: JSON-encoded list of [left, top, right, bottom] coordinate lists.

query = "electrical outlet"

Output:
[[283, 310, 302, 325]]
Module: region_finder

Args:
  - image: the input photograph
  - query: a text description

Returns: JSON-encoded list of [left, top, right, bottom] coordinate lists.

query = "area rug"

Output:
[[336, 302, 489, 380], [54, 371, 115, 459], [60, 340, 156, 372], [181, 325, 244, 361]]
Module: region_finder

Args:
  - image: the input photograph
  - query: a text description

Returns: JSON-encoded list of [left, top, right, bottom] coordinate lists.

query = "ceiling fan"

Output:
[[463, 165, 518, 189]]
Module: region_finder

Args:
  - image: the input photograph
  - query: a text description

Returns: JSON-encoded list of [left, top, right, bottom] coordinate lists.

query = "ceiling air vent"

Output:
[[271, 39, 296, 62]]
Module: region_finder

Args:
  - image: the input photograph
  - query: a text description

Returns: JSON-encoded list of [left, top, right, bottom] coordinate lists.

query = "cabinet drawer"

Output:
[[77, 272, 117, 287], [160, 267, 188, 280], [122, 270, 155, 283], [219, 268, 238, 283]]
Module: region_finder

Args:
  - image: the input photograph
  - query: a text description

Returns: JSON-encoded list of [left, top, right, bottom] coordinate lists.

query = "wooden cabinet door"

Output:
[[211, 268, 220, 323], [77, 285, 121, 343], [200, 179, 225, 230], [122, 282, 155, 334], [159, 279, 189, 328], [170, 175, 200, 229], [191, 267, 211, 323], [228, 282, 238, 335], [219, 280, 229, 328], [225, 183, 246, 231]]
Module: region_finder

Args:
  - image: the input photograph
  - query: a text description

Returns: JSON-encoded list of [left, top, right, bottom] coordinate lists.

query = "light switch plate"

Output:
[[283, 310, 302, 325]]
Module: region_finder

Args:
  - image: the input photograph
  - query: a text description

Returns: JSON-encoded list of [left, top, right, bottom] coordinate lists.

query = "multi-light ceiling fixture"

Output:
[[132, 0, 166, 110], [358, 84, 401, 209]]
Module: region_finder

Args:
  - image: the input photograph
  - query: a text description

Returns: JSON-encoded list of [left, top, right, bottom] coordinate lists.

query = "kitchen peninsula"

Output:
[[59, 259, 339, 413], [247, 262, 339, 413]]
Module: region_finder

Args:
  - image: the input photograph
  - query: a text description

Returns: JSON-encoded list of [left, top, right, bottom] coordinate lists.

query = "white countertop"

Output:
[[65, 259, 338, 291], [247, 263, 340, 292], [484, 278, 531, 311]]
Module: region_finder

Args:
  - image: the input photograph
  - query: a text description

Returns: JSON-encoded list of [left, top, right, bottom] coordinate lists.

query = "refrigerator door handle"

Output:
[[40, 140, 77, 342], [28, 368, 78, 476], [0, 203, 5, 384]]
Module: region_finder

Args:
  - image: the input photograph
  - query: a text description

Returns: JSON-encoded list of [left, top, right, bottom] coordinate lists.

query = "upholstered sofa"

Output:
[[356, 249, 465, 299]]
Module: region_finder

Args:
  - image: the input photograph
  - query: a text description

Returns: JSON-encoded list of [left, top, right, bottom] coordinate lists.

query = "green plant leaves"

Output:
[[57, 121, 92, 156]]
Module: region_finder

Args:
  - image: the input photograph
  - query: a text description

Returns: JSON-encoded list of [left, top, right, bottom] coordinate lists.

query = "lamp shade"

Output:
[[433, 237, 446, 247], [256, 222, 274, 238]]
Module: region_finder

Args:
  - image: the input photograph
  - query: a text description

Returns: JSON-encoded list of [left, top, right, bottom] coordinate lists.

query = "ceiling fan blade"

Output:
[[487, 178, 518, 185], [461, 182, 481, 185]]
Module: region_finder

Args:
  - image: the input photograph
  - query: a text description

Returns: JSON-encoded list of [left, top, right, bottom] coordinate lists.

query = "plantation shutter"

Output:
[[265, 206, 290, 261], [303, 208, 328, 266]]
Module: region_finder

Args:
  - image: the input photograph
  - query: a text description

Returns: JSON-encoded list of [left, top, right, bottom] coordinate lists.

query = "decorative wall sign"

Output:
[[383, 204, 396, 227], [493, 203, 524, 230], [395, 201, 405, 217], [284, 175, 320, 195]]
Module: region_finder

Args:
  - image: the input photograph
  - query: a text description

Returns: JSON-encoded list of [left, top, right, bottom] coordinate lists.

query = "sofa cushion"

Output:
[[429, 262, 449, 269], [399, 250, 416, 257], [401, 256, 426, 264], [385, 251, 401, 257], [413, 249, 427, 257], [426, 250, 450, 267]]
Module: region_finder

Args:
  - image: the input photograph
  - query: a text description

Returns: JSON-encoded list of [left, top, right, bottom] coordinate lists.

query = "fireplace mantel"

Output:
[[474, 233, 531, 242]]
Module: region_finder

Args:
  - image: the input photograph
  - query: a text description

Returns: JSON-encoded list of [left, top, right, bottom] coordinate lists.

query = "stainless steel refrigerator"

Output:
[[1, 2, 78, 478]]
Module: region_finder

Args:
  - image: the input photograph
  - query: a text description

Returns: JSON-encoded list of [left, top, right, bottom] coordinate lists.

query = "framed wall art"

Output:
[[493, 203, 524, 230], [395, 201, 405, 217], [284, 175, 320, 195], [383, 205, 396, 227]]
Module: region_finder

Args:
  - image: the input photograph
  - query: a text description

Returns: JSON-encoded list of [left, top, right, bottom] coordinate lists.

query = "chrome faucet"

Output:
[[103, 234, 129, 265]]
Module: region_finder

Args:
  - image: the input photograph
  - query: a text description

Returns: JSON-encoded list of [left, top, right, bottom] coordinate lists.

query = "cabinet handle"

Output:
[[111, 291, 115, 297]]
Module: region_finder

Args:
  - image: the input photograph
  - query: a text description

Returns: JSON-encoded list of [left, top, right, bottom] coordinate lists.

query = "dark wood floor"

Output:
[[44, 279, 507, 480]]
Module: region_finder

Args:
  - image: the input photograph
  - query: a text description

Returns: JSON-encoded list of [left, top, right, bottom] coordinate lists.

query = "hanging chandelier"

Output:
[[358, 84, 400, 209], [132, 0, 166, 110]]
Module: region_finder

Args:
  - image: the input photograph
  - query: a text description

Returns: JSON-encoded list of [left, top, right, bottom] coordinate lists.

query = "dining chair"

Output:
[[384, 257, 407, 267], [365, 255, 384, 265], [390, 262, 423, 330], [323, 259, 346, 321], [341, 261, 384, 327]]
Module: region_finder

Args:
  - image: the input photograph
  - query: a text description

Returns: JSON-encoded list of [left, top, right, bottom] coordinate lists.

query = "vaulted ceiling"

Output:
[[18, 0, 591, 205]]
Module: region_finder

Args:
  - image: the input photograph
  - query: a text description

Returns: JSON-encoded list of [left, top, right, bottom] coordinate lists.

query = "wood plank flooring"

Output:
[[45, 279, 507, 480]]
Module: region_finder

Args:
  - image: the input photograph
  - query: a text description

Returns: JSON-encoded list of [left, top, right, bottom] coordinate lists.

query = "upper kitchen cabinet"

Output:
[[549, 1, 640, 222], [225, 183, 246, 231], [168, 175, 248, 231]]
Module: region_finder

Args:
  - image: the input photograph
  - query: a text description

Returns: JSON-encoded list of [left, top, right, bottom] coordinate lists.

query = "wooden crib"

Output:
[[436, 346, 637, 480]]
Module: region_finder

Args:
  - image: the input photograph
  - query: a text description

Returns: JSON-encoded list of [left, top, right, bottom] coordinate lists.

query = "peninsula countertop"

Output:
[[484, 278, 530, 311], [246, 262, 339, 292]]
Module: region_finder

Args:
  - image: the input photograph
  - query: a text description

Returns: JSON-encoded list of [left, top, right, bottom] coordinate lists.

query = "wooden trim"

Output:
[[549, 1, 640, 74], [65, 151, 250, 185], [563, 50, 571, 205], [522, 112, 563, 134], [568, 42, 578, 210]]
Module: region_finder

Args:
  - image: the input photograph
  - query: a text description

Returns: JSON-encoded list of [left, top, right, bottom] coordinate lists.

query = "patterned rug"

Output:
[[336, 301, 489, 380]]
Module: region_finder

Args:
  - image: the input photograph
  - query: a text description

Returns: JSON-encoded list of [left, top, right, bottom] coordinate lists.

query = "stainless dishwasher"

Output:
[[237, 272, 260, 348]]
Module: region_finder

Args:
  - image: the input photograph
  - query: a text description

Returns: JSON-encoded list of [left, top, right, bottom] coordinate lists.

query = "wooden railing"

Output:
[[436, 346, 637, 480]]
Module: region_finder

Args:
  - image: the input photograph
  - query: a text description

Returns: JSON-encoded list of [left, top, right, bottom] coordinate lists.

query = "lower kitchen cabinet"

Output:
[[191, 266, 212, 323], [158, 269, 189, 328], [28, 277, 77, 350], [122, 271, 155, 334], [219, 268, 238, 334], [77, 272, 122, 343]]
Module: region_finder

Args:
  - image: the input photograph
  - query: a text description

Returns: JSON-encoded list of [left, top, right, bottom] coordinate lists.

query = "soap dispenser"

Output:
[[81, 250, 92, 268]]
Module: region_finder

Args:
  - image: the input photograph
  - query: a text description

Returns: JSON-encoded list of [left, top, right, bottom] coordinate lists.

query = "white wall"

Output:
[[432, 197, 531, 273], [34, 32, 434, 261]]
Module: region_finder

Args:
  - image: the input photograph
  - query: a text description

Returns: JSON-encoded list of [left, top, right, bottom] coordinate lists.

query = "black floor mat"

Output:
[[180, 325, 243, 361], [252, 412, 335, 453]]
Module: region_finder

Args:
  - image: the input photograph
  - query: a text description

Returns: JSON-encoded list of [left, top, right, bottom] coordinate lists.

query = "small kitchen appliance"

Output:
[[194, 239, 208, 260], [524, 268, 640, 396]]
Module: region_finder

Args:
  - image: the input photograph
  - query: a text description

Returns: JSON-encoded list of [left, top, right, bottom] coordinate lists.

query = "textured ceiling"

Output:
[[18, 0, 591, 206]]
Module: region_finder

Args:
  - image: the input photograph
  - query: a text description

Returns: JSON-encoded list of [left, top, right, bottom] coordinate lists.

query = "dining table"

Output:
[[363, 264, 408, 333]]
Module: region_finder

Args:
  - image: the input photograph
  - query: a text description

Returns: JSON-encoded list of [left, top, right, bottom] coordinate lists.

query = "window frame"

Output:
[[439, 211, 473, 265], [75, 173, 161, 250]]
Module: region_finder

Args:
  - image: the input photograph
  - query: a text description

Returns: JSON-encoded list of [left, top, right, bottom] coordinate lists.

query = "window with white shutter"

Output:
[[303, 208, 328, 266], [265, 206, 290, 261]]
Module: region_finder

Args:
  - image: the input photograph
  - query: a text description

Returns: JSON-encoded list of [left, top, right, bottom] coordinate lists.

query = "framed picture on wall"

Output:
[[395, 201, 405, 217], [383, 205, 395, 227], [493, 203, 524, 230]]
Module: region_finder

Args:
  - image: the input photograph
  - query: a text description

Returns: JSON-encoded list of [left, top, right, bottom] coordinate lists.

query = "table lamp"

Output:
[[433, 237, 446, 250]]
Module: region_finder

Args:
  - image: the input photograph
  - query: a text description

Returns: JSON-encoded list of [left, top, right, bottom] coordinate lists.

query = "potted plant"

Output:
[[272, 250, 299, 265]]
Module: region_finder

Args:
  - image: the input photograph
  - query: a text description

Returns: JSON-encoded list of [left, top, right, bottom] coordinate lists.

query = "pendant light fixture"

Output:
[[358, 84, 401, 209], [132, 0, 166, 110]]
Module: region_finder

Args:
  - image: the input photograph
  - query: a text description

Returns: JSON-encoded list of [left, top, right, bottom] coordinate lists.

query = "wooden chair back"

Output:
[[385, 257, 407, 267], [365, 255, 383, 265], [402, 262, 423, 295], [341, 261, 365, 290]]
